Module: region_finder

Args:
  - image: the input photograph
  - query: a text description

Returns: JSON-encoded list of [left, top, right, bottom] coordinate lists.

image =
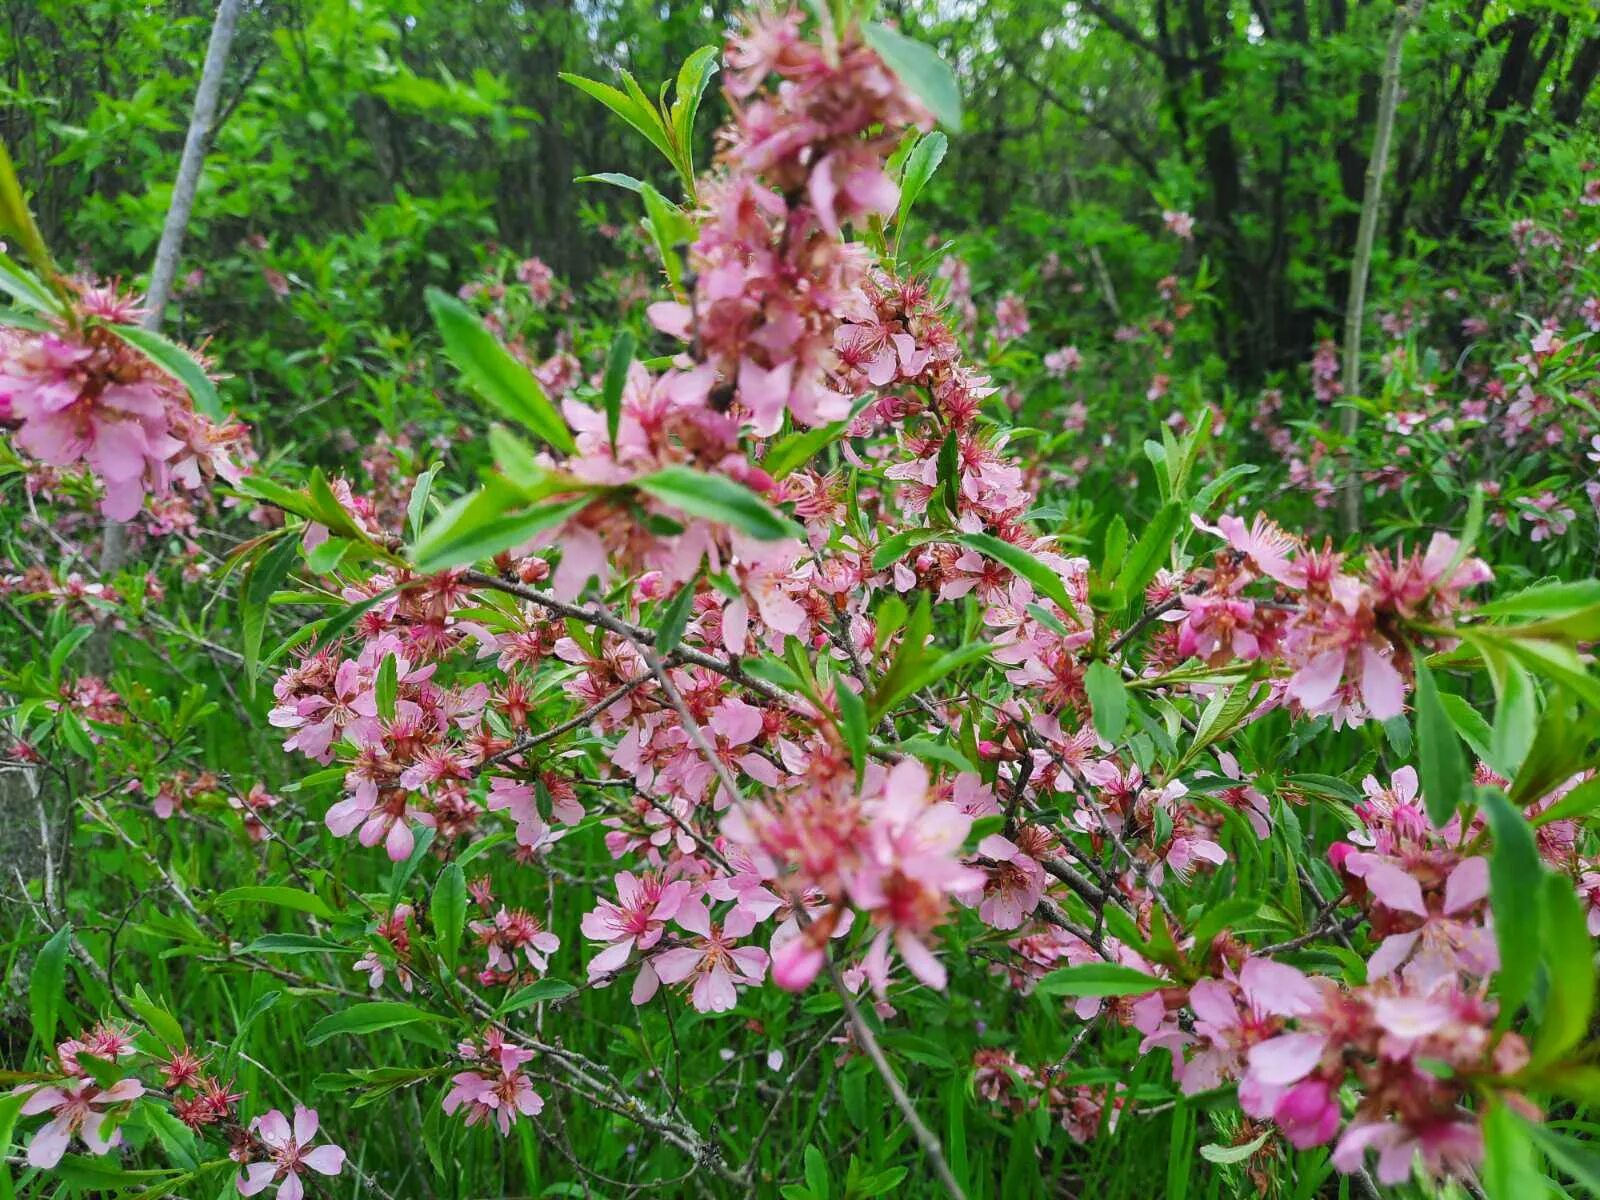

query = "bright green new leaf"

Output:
[[635, 465, 802, 541], [426, 286, 575, 454], [862, 22, 962, 130]]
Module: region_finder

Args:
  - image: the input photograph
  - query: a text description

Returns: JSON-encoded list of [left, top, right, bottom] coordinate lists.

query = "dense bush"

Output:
[[3, 1, 1600, 1197]]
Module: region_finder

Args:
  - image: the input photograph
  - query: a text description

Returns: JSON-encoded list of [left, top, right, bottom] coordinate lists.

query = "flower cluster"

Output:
[[0, 280, 247, 518]]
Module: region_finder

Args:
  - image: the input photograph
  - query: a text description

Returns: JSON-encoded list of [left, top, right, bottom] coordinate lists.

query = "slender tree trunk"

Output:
[[100, 0, 243, 575], [1338, 0, 1424, 535]]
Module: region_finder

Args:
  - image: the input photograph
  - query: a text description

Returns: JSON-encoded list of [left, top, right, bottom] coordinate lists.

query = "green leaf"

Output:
[[656, 577, 700, 655], [862, 22, 962, 130], [129, 985, 185, 1051], [232, 473, 320, 522], [1114, 502, 1183, 610], [426, 286, 575, 454], [431, 862, 467, 975], [499, 978, 578, 1014], [1533, 870, 1595, 1068], [1035, 963, 1166, 998], [374, 653, 398, 722], [894, 130, 948, 253], [1414, 658, 1470, 826], [0, 249, 60, 315], [804, 1145, 830, 1200], [407, 463, 443, 542], [1476, 580, 1600, 620], [1484, 644, 1538, 779], [305, 1001, 445, 1046], [241, 533, 300, 690], [109, 324, 222, 419], [1198, 1132, 1270, 1165], [239, 933, 358, 956], [870, 528, 941, 571], [1526, 1122, 1600, 1197], [602, 330, 635, 454], [670, 45, 721, 181], [1482, 1102, 1545, 1200], [140, 1103, 198, 1170], [412, 487, 589, 573], [762, 418, 851, 480], [576, 172, 646, 194], [835, 676, 868, 782], [894, 736, 977, 775], [935, 428, 960, 518], [30, 924, 70, 1048], [951, 532, 1079, 621], [1481, 788, 1542, 1021], [872, 642, 992, 721], [1532, 776, 1600, 827], [0, 140, 55, 275], [638, 182, 695, 288], [1084, 661, 1129, 743], [214, 886, 335, 920], [559, 72, 679, 177], [634, 465, 801, 541], [1438, 691, 1494, 764]]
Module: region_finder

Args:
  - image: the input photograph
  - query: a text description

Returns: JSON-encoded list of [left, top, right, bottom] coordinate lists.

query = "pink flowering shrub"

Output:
[[6, 6, 1600, 1199]]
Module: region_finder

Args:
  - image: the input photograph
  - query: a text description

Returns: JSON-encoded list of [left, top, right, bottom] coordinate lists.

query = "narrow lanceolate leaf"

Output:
[[374, 653, 398, 722], [1035, 963, 1166, 998], [834, 675, 868, 782], [560, 72, 678, 180], [407, 463, 443, 542], [763, 417, 851, 480], [214, 886, 336, 920], [240, 933, 359, 955], [109, 324, 223, 418], [30, 925, 71, 1048], [862, 22, 962, 130], [1114, 501, 1183, 611], [669, 45, 721, 180], [431, 863, 467, 974], [0, 139, 56, 276], [602, 330, 636, 454], [0, 249, 61, 315], [895, 130, 948, 250], [1084, 660, 1129, 743], [1532, 870, 1595, 1068], [1480, 788, 1541, 1023], [655, 576, 699, 654], [412, 484, 589, 573], [635, 465, 802, 541], [425, 287, 575, 454], [305, 1001, 445, 1046], [499, 978, 578, 1014], [1481, 1102, 1543, 1200], [241, 532, 301, 691], [952, 531, 1079, 621], [1413, 657, 1469, 826], [936, 428, 961, 518]]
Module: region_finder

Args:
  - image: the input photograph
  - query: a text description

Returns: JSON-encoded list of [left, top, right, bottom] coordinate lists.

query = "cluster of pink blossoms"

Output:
[[1123, 768, 1519, 1183], [10, 1019, 336, 1194], [238, 8, 1571, 1190], [1167, 513, 1491, 724], [646, 7, 932, 435], [0, 280, 247, 518]]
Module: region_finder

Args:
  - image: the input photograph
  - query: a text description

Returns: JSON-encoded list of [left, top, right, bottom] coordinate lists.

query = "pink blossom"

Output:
[[648, 897, 769, 1012], [236, 1106, 346, 1200], [13, 1076, 144, 1168], [443, 1042, 544, 1135]]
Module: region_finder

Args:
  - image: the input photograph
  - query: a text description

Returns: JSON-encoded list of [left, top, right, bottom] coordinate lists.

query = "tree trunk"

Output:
[[1339, 0, 1425, 534]]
